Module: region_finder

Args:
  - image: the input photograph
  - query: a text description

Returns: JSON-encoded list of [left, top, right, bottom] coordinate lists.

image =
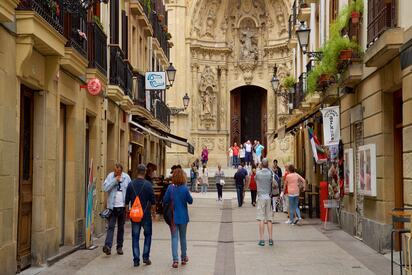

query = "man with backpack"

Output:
[[125, 164, 156, 267], [102, 163, 131, 256]]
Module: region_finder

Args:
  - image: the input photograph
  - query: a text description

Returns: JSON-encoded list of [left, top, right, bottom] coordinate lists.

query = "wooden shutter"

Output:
[[122, 10, 128, 58], [110, 0, 119, 44]]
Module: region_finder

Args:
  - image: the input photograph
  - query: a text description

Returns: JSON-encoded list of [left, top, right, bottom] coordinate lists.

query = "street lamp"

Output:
[[296, 21, 323, 60], [271, 65, 291, 100], [166, 63, 176, 88], [270, 66, 280, 92], [170, 93, 190, 115]]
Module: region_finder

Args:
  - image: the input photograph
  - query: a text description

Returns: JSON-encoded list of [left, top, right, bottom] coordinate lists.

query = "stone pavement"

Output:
[[22, 192, 391, 275]]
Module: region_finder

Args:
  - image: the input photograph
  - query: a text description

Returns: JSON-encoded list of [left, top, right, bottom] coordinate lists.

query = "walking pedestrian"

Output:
[[189, 164, 198, 192], [244, 140, 253, 167], [284, 164, 306, 225], [255, 158, 275, 246], [249, 165, 257, 206], [231, 142, 240, 168], [163, 168, 193, 268], [201, 146, 209, 167], [234, 165, 247, 207], [102, 163, 131, 256], [200, 165, 209, 194], [282, 165, 290, 219], [239, 143, 246, 165], [252, 140, 258, 165], [125, 164, 156, 267], [215, 165, 225, 201], [145, 163, 157, 184], [255, 141, 265, 165]]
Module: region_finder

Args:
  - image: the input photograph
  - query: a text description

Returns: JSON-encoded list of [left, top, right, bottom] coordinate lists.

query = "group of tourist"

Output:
[[102, 163, 193, 268], [229, 140, 265, 168]]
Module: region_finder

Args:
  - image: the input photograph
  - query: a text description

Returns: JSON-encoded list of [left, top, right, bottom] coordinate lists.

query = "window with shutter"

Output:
[[110, 0, 119, 44], [122, 10, 128, 58]]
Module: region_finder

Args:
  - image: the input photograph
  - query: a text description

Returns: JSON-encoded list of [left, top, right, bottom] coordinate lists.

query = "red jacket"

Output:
[[249, 173, 257, 190]]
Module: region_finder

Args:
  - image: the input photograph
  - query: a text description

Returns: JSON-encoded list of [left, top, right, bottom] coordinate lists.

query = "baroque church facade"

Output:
[[166, 0, 294, 167]]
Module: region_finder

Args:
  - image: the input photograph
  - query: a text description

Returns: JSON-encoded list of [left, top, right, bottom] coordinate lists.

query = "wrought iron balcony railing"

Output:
[[65, 9, 88, 59], [125, 61, 133, 98], [88, 21, 107, 75], [133, 72, 146, 107], [154, 98, 170, 127], [367, 0, 397, 46], [109, 45, 126, 90], [17, 0, 64, 34], [293, 73, 306, 109]]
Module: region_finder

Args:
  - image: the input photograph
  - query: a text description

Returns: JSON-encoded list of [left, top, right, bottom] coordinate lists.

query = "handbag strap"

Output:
[[131, 181, 150, 212]]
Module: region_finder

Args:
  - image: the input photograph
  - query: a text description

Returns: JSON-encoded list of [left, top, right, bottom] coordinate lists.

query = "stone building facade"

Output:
[[284, 0, 412, 252], [165, 0, 295, 168], [0, 0, 173, 273]]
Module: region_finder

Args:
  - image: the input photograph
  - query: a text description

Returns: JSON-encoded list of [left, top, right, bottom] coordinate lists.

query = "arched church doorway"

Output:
[[230, 86, 267, 150]]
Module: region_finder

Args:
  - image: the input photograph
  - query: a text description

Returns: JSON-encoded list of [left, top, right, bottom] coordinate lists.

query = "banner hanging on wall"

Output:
[[321, 106, 340, 146]]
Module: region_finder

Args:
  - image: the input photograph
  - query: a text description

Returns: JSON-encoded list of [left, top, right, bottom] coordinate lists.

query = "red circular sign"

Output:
[[87, 78, 102, 96]]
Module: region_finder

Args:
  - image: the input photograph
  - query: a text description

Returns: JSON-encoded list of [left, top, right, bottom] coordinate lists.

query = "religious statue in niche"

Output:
[[239, 23, 258, 61], [199, 66, 217, 128], [274, 1, 287, 36], [203, 0, 220, 38]]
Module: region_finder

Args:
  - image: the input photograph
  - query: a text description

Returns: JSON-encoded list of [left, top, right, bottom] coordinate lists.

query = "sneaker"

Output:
[[268, 239, 274, 246], [103, 245, 111, 255], [143, 259, 152, 265], [116, 247, 123, 255], [133, 261, 140, 267], [258, 240, 265, 246], [172, 262, 179, 268], [294, 218, 302, 225], [284, 220, 292, 224]]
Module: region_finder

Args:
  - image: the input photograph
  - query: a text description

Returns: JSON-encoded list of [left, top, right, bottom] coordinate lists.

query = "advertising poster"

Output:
[[357, 144, 377, 196], [321, 106, 340, 146], [344, 148, 354, 193]]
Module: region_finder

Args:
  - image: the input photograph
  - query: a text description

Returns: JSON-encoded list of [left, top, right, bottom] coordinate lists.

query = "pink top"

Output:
[[285, 173, 305, 196]]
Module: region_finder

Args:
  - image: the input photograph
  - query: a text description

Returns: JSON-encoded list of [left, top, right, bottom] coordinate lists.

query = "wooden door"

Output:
[[230, 91, 241, 145], [17, 86, 34, 271]]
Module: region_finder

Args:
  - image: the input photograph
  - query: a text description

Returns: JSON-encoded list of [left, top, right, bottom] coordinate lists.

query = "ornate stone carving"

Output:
[[217, 137, 226, 151], [273, 1, 287, 36], [200, 138, 215, 151], [239, 62, 256, 84], [280, 136, 291, 152], [199, 66, 218, 128], [239, 18, 258, 61], [202, 0, 220, 39]]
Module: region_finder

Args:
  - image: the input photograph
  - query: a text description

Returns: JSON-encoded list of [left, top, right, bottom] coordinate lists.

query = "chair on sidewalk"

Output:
[[391, 207, 412, 275]]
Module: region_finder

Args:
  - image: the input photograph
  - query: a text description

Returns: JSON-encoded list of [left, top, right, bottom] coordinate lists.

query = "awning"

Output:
[[273, 104, 322, 139], [129, 118, 194, 154]]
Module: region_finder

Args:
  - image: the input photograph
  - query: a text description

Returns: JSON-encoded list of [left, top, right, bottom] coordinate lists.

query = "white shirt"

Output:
[[245, 143, 252, 152], [239, 148, 246, 158], [114, 190, 124, 207]]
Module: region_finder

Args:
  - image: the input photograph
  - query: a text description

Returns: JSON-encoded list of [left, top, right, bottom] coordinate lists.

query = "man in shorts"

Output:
[[255, 158, 275, 246]]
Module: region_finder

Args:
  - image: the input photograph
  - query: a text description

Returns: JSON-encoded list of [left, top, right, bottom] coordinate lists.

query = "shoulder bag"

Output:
[[163, 185, 175, 226]]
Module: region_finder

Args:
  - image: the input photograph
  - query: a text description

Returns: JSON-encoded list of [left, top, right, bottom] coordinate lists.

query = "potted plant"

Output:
[[339, 49, 353, 61], [166, 32, 172, 40], [282, 76, 297, 93]]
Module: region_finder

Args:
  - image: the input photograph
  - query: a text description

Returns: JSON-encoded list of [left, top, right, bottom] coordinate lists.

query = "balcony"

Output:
[[151, 13, 169, 60], [87, 21, 107, 76], [154, 98, 170, 128], [365, 0, 402, 67], [16, 0, 67, 56], [132, 72, 146, 107], [108, 45, 127, 102], [293, 73, 306, 109], [130, 0, 153, 36]]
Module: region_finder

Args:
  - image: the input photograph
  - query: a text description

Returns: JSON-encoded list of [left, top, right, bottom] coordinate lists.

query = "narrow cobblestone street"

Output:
[[22, 194, 391, 275]]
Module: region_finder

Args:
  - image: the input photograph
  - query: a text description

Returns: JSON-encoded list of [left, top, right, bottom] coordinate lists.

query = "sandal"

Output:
[[181, 256, 189, 265], [269, 239, 274, 246], [172, 262, 179, 268], [258, 240, 265, 246]]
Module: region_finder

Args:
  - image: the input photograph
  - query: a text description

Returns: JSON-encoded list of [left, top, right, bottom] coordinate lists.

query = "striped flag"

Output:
[[308, 127, 327, 164]]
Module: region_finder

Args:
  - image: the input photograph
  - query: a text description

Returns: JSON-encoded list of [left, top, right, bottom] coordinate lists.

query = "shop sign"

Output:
[[145, 72, 166, 90], [87, 78, 102, 96], [321, 106, 340, 146]]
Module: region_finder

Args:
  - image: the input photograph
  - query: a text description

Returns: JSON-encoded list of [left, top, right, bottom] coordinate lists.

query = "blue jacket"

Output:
[[164, 184, 193, 225], [103, 172, 131, 209]]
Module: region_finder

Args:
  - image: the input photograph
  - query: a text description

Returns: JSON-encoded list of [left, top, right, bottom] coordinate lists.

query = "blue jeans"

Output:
[[171, 224, 188, 262], [289, 195, 301, 222], [236, 185, 244, 207], [131, 220, 152, 264], [201, 185, 208, 193], [232, 156, 239, 167]]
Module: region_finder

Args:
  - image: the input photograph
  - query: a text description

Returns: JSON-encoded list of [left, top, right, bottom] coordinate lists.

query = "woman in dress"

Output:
[[164, 168, 193, 268]]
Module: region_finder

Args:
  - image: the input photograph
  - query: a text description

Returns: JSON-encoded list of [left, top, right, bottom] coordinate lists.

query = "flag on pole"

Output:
[[308, 127, 327, 164]]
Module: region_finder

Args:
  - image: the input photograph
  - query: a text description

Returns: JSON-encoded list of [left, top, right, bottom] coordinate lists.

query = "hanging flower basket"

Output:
[[339, 49, 353, 61], [351, 11, 360, 24]]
